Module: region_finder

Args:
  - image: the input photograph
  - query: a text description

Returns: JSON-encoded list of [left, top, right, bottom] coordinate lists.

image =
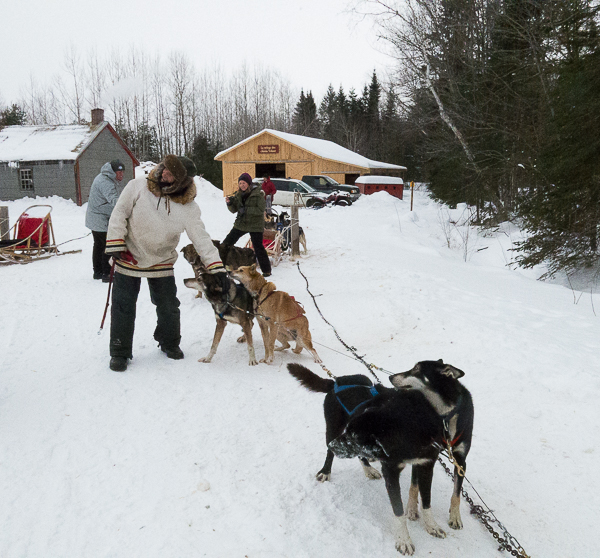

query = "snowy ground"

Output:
[[1, 183, 598, 558]]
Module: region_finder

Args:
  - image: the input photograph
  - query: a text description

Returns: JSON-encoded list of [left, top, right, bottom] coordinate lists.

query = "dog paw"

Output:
[[425, 524, 446, 538], [448, 496, 463, 529], [362, 466, 382, 480], [259, 358, 273, 365], [316, 472, 331, 482], [423, 509, 446, 538], [198, 356, 212, 363], [237, 335, 246, 343], [406, 508, 419, 521], [249, 358, 258, 366], [448, 516, 463, 530], [395, 541, 415, 555]]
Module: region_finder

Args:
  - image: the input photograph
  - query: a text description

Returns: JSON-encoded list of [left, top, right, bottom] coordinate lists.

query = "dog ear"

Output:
[[250, 263, 257, 273], [440, 364, 465, 379], [437, 359, 444, 364], [373, 436, 390, 458]]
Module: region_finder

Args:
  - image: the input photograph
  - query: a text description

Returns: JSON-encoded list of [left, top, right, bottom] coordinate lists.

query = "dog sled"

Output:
[[246, 210, 302, 267], [0, 205, 80, 265]]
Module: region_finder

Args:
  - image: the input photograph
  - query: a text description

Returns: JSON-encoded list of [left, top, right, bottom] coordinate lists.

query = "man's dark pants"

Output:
[[92, 231, 112, 277], [223, 227, 272, 274], [110, 272, 181, 358]]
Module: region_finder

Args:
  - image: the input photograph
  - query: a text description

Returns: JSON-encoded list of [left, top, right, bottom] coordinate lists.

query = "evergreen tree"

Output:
[[291, 90, 319, 137], [365, 71, 382, 158], [319, 85, 338, 142], [114, 121, 160, 163], [188, 133, 223, 190], [0, 104, 27, 128], [515, 5, 600, 276]]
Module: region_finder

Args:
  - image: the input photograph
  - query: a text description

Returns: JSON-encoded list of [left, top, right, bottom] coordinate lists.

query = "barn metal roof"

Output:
[[216, 129, 407, 171]]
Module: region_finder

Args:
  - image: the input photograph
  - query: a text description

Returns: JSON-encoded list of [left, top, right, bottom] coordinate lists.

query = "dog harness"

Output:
[[254, 284, 305, 323], [334, 382, 380, 416]]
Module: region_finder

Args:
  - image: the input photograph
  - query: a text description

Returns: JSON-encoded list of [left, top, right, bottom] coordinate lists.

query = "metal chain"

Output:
[[436, 456, 531, 558]]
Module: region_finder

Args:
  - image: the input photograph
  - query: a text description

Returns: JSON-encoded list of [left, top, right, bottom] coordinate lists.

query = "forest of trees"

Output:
[[2, 0, 600, 276], [361, 0, 600, 276]]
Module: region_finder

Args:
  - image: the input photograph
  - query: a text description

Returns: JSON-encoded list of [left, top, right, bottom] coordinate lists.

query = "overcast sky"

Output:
[[0, 0, 394, 107]]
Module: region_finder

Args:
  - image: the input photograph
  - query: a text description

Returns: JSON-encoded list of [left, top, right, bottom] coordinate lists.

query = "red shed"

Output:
[[355, 175, 404, 199]]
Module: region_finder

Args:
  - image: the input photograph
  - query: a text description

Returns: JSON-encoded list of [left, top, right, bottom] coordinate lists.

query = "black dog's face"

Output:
[[200, 272, 229, 304], [329, 429, 389, 461], [389, 360, 465, 391]]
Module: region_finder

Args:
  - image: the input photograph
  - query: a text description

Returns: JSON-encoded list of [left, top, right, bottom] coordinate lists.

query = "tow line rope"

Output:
[[296, 262, 384, 383], [296, 261, 532, 558]]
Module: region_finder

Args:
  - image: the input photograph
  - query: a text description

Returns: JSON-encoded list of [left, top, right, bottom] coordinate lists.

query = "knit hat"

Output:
[[178, 156, 197, 178], [110, 159, 124, 172], [238, 173, 253, 186]]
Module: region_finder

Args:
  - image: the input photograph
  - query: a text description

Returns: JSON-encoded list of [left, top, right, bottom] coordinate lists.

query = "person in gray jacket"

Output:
[[85, 160, 125, 281]]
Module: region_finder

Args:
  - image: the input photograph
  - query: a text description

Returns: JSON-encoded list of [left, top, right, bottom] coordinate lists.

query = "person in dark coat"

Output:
[[261, 175, 277, 214], [223, 173, 272, 277], [85, 160, 124, 281]]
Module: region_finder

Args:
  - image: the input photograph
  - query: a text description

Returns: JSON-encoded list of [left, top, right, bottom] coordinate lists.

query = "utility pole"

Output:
[[291, 193, 300, 258]]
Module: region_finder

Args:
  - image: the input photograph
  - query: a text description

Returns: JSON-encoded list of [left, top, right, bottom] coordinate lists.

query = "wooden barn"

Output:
[[215, 129, 406, 196], [355, 175, 405, 199], [0, 109, 138, 206]]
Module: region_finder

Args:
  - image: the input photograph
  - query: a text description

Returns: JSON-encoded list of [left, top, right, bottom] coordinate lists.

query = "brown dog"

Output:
[[181, 241, 256, 273], [229, 264, 322, 364]]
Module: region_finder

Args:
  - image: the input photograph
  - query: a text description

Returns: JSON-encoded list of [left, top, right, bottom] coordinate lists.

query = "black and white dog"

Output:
[[288, 360, 473, 556]]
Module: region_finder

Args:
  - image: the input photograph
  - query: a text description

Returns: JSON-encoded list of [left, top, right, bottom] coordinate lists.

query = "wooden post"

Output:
[[410, 181, 415, 211], [0, 206, 8, 240], [291, 193, 300, 258]]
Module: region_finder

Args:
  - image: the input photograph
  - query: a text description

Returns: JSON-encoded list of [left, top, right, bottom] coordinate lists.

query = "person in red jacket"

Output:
[[261, 176, 277, 214]]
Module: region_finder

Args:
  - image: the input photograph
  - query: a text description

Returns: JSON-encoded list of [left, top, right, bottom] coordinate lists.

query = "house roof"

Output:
[[0, 123, 109, 162], [216, 129, 407, 171]]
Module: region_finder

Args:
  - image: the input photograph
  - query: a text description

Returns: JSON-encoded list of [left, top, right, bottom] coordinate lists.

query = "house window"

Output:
[[19, 169, 34, 191]]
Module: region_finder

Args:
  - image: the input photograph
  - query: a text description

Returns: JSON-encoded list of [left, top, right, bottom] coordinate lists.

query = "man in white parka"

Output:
[[105, 155, 229, 372]]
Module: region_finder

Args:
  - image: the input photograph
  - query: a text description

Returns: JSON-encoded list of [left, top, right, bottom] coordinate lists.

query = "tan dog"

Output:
[[230, 264, 322, 365]]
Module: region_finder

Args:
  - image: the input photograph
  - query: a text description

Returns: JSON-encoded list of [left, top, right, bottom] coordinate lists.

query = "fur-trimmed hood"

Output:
[[146, 155, 197, 205]]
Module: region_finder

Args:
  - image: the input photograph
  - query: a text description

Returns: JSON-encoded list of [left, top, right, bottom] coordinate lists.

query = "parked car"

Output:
[[253, 178, 329, 207], [301, 175, 361, 202]]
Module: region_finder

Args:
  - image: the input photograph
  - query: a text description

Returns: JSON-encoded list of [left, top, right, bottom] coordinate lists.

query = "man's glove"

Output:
[[118, 250, 138, 265], [214, 271, 232, 293]]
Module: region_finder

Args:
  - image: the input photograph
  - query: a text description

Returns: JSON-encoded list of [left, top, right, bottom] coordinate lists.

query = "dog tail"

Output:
[[287, 363, 334, 393]]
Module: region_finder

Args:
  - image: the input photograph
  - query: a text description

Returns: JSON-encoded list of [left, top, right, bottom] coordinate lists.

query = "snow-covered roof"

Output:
[[216, 129, 407, 171], [0, 123, 108, 163], [355, 175, 404, 184]]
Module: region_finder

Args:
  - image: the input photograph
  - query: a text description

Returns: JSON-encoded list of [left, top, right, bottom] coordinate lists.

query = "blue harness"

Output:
[[334, 382, 380, 416]]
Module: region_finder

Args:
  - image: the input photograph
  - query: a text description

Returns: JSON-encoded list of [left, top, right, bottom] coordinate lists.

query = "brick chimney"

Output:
[[91, 108, 104, 126]]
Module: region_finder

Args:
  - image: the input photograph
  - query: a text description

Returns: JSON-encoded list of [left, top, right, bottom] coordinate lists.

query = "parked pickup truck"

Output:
[[301, 175, 361, 202]]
